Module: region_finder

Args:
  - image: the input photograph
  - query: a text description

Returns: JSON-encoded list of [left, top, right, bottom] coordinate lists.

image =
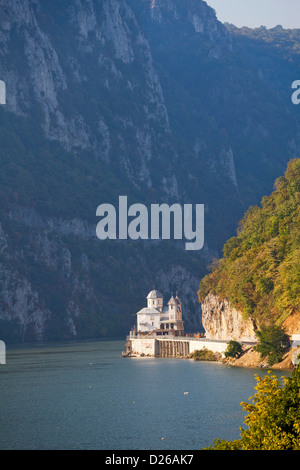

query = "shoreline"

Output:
[[223, 345, 300, 371], [125, 345, 300, 371]]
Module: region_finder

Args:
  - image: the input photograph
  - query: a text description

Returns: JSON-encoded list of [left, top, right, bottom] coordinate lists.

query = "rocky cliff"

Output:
[[201, 293, 256, 342], [0, 0, 299, 342], [0, 0, 177, 192]]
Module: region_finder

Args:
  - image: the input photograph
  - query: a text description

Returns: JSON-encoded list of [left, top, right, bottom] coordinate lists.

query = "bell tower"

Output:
[[175, 294, 182, 321]]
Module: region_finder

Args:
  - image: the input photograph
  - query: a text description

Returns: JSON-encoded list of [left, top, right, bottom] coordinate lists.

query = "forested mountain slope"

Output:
[[199, 158, 300, 328]]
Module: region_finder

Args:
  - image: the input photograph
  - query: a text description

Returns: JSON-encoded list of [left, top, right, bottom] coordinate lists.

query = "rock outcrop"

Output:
[[201, 293, 257, 342]]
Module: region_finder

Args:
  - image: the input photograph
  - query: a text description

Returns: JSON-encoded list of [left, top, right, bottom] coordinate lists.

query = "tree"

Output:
[[205, 365, 300, 450], [255, 325, 289, 366], [225, 340, 243, 359]]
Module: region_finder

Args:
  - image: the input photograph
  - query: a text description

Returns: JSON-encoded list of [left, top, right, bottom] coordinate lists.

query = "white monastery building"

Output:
[[124, 288, 229, 357], [134, 290, 184, 337]]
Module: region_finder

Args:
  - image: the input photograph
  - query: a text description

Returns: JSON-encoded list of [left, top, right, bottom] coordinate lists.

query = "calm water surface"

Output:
[[0, 339, 290, 450]]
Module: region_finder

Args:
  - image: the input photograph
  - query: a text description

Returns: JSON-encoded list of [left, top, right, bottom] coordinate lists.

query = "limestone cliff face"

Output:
[[0, 0, 177, 195], [201, 293, 257, 342], [0, 204, 203, 341], [0, 0, 227, 342], [149, 0, 231, 50]]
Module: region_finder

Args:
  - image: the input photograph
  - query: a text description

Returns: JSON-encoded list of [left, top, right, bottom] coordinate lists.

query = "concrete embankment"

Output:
[[124, 336, 300, 370], [125, 336, 230, 358]]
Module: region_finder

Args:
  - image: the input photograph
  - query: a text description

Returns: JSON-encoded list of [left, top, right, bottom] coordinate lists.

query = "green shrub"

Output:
[[225, 340, 243, 359], [255, 325, 289, 366], [205, 366, 300, 450], [192, 349, 217, 361]]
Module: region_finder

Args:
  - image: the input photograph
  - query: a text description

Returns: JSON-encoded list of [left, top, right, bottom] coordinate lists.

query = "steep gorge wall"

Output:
[[0, 204, 204, 342], [1, 0, 300, 342], [0, 0, 177, 192]]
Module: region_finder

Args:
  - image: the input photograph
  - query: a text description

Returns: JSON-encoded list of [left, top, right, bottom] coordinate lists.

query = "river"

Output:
[[0, 339, 290, 450]]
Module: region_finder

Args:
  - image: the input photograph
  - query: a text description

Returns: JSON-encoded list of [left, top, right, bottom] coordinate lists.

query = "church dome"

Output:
[[147, 289, 163, 299]]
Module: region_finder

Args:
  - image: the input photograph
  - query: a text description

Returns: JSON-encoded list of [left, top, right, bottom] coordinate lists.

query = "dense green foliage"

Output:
[[224, 340, 243, 359], [226, 24, 300, 58], [198, 159, 300, 327], [205, 365, 300, 450], [255, 325, 290, 366]]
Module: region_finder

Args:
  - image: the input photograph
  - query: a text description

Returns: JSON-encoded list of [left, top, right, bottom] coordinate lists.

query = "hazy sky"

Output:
[[205, 0, 300, 29]]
